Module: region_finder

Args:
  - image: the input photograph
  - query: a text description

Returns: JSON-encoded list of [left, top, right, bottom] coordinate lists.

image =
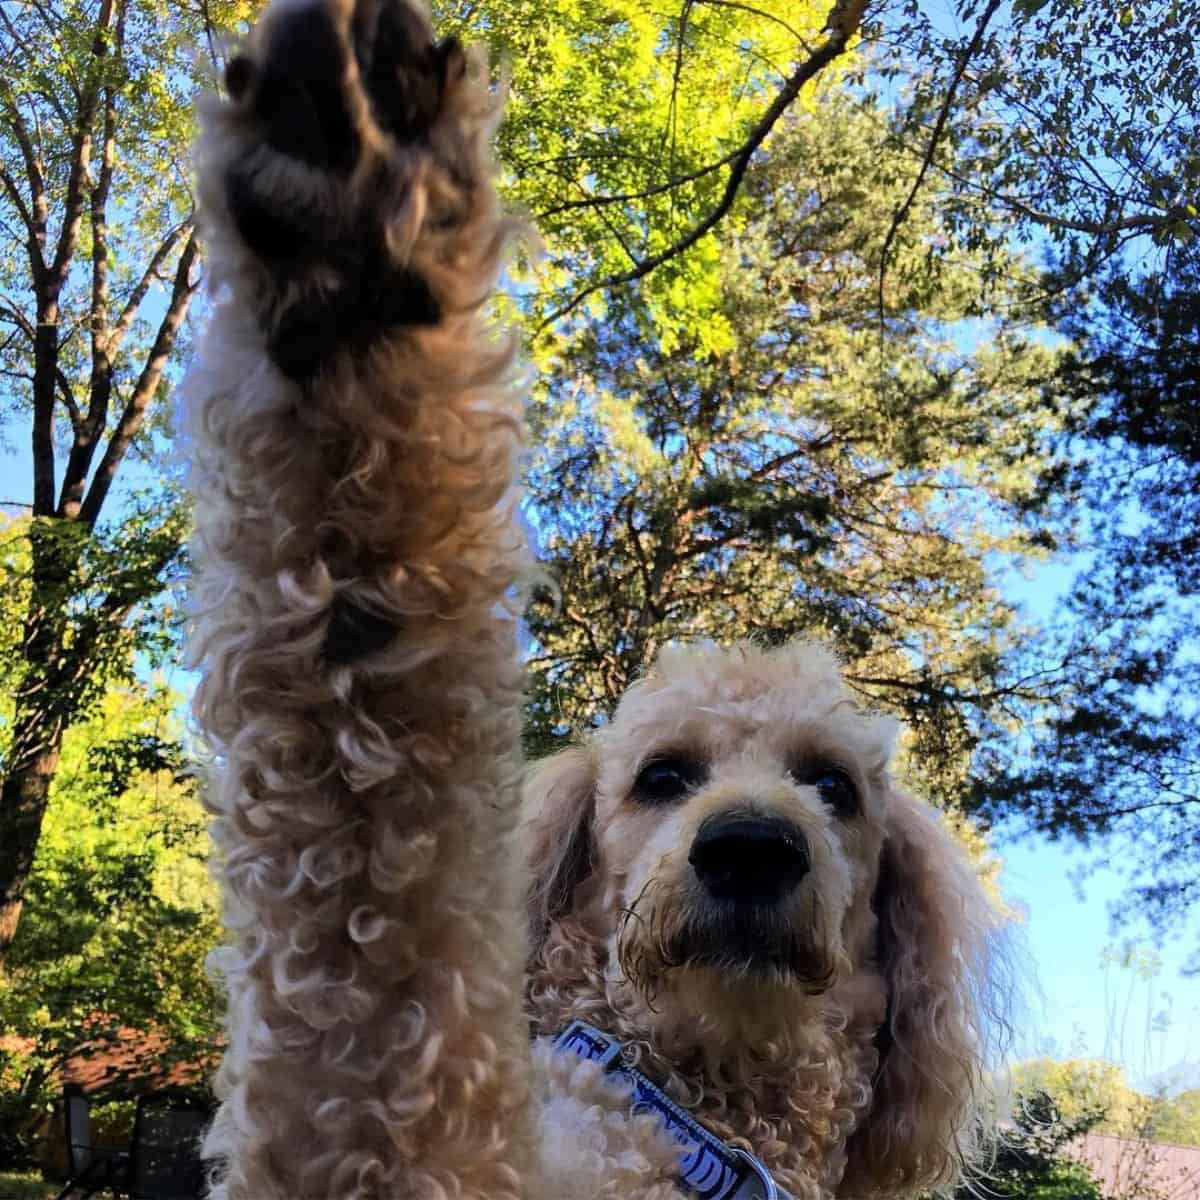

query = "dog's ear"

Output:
[[522, 746, 599, 957], [841, 789, 1000, 1198]]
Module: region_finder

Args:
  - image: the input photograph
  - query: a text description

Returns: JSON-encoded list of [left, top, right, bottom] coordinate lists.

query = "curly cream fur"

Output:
[[185, 4, 1005, 1198], [185, 4, 533, 1197]]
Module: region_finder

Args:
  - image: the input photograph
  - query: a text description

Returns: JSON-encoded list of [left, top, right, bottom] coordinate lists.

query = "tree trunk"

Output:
[[0, 520, 79, 960], [0, 705, 64, 957]]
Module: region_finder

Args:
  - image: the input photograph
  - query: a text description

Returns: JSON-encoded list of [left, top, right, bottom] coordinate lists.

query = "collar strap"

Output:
[[554, 1021, 791, 1200]]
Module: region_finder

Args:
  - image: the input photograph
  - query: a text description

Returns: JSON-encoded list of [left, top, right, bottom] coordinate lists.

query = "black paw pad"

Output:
[[225, 55, 255, 101], [365, 263, 441, 333], [268, 262, 441, 381], [255, 4, 361, 173], [352, 0, 453, 142], [323, 595, 401, 664], [269, 295, 347, 381]]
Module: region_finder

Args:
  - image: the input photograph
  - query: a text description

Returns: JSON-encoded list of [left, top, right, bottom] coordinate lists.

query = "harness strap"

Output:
[[554, 1021, 792, 1200]]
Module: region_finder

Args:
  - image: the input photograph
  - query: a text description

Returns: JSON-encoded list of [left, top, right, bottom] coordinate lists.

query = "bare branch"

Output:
[[535, 146, 742, 220], [198, 0, 223, 73], [661, 0, 694, 190], [56, 368, 80, 427], [972, 189, 1189, 239], [80, 231, 199, 528], [109, 221, 193, 359], [692, 0, 812, 49]]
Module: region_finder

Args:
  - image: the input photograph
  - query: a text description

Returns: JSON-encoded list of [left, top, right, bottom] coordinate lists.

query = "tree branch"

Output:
[[108, 222, 193, 358], [79, 232, 199, 528], [0, 4, 73, 125], [885, 111, 1197, 242], [536, 0, 865, 332], [47, 0, 117, 295], [0, 85, 49, 285], [60, 30, 126, 521], [693, 0, 812, 49], [876, 0, 1003, 336], [969, 187, 1189, 238], [535, 145, 744, 220], [56, 368, 80, 428], [0, 295, 36, 340], [0, 162, 36, 239]]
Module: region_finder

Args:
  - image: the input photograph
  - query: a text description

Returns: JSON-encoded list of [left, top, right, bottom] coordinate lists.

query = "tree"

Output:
[[834, 0, 1200, 950], [973, 241, 1200, 951], [1151, 1090, 1200, 1148], [879, 0, 1200, 293], [956, 1091, 1104, 1200], [0, 0, 877, 966], [443, 0, 866, 340], [1013, 1059, 1155, 1139], [522, 90, 1068, 818], [0, 0, 257, 958], [4, 0, 1192, 963], [467, 0, 1200, 345], [1012, 1058, 1200, 1149], [0, 679, 220, 1166], [466, 0, 1200, 930]]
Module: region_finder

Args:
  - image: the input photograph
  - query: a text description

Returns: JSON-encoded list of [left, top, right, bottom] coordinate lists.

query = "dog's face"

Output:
[[525, 640, 1000, 1195], [590, 641, 894, 1026]]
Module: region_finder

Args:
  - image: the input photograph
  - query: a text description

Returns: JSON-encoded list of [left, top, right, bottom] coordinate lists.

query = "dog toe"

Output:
[[353, 0, 458, 143], [248, 2, 363, 173]]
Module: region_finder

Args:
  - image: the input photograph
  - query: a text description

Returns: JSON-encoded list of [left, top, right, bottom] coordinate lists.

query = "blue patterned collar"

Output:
[[554, 1021, 792, 1200]]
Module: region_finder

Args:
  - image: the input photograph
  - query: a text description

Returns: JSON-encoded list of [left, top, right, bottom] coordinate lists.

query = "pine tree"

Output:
[[524, 95, 1067, 817]]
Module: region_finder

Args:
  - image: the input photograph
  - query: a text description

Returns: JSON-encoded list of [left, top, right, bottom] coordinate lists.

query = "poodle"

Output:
[[182, 2, 1003, 1198]]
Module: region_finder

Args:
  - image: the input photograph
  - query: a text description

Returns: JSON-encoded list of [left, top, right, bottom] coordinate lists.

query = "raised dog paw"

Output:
[[212, 0, 483, 379]]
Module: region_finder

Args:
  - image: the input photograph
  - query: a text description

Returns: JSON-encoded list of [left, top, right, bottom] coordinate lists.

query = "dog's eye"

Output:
[[791, 763, 858, 817], [633, 756, 705, 805]]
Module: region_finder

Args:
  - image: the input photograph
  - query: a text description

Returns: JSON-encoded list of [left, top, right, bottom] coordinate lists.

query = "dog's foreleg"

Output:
[[183, 2, 533, 1196]]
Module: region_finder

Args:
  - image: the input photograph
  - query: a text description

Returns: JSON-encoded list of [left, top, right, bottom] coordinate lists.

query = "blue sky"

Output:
[[1003, 834, 1200, 1091], [997, 558, 1200, 1092]]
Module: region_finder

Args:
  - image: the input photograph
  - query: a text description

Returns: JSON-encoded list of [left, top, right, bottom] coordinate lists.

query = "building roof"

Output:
[[1068, 1131, 1200, 1199], [2, 1026, 216, 1100]]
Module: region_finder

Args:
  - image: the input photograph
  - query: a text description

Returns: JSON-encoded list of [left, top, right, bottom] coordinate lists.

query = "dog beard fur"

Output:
[[617, 875, 846, 1005]]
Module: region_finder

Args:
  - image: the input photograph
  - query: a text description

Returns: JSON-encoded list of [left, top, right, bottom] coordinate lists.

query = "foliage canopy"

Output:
[[523, 91, 1066, 820], [0, 680, 218, 1166]]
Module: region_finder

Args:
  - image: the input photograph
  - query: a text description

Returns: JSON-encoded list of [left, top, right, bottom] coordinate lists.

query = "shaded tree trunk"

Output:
[[0, 521, 78, 954], [0, 711, 66, 954]]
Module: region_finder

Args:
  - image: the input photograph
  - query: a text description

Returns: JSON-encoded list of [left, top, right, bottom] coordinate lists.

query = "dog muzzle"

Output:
[[554, 1021, 793, 1200]]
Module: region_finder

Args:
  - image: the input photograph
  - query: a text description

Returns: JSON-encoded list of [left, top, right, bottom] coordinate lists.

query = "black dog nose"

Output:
[[688, 812, 809, 905]]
